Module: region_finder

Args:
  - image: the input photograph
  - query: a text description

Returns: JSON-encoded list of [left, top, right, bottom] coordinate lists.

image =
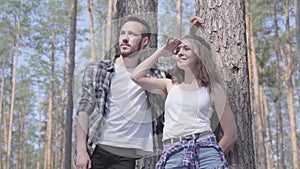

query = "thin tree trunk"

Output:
[[272, 3, 286, 168], [105, 0, 114, 59], [7, 1, 21, 168], [283, 1, 299, 168], [3, 27, 16, 169], [65, 0, 77, 168], [245, 0, 253, 112], [0, 55, 5, 169], [295, 0, 300, 109], [195, 0, 255, 168], [44, 25, 55, 169], [259, 85, 269, 169], [36, 81, 42, 169], [250, 16, 267, 169], [176, 0, 182, 38], [263, 89, 275, 169], [87, 0, 96, 61], [16, 108, 25, 169], [59, 36, 68, 169], [0, 50, 6, 132]]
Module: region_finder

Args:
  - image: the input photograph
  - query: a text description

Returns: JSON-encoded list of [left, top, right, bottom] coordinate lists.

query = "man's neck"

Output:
[[115, 54, 140, 68]]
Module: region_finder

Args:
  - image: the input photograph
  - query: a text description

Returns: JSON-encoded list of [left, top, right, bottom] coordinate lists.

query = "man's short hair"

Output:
[[123, 16, 151, 39]]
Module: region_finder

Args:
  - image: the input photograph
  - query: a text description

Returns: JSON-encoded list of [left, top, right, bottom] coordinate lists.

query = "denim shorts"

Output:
[[161, 135, 226, 169]]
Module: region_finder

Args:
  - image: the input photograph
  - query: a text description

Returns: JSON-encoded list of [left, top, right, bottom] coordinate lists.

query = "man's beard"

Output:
[[121, 40, 143, 58]]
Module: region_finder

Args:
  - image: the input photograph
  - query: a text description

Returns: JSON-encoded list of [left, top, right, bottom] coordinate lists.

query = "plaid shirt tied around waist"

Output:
[[156, 134, 229, 169]]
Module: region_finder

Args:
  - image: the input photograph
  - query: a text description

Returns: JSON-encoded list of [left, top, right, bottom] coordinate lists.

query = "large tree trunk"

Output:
[[44, 25, 55, 169], [176, 0, 182, 38], [195, 0, 255, 168], [65, 0, 77, 168], [114, 0, 158, 54], [114, 1, 159, 168], [87, 0, 96, 61]]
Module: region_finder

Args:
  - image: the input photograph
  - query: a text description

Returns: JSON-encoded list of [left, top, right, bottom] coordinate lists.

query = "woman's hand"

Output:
[[190, 16, 203, 35], [190, 16, 203, 28], [160, 38, 181, 57]]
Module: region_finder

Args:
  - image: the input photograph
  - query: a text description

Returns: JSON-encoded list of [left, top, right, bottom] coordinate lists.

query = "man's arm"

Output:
[[75, 111, 91, 169]]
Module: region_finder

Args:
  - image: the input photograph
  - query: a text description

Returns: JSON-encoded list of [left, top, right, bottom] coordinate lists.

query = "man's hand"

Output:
[[75, 150, 91, 169]]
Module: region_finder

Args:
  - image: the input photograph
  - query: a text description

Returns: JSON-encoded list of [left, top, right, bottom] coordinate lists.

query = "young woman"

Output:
[[131, 19, 237, 169]]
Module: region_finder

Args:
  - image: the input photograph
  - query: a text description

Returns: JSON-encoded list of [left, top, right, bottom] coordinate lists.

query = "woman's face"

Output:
[[175, 39, 198, 71]]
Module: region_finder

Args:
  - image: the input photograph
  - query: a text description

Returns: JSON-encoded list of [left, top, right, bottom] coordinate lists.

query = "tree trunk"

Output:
[[272, 3, 286, 169], [114, 0, 158, 54], [58, 36, 68, 169], [44, 25, 55, 169], [245, 0, 253, 112], [263, 88, 276, 169], [36, 82, 42, 169], [283, 0, 299, 168], [16, 108, 25, 169], [0, 50, 6, 132], [176, 0, 182, 38], [105, 0, 114, 59], [0, 53, 5, 169], [114, 1, 158, 168], [295, 0, 300, 108], [250, 11, 267, 169], [65, 0, 77, 168], [195, 0, 255, 168], [87, 0, 96, 61], [7, 1, 21, 168]]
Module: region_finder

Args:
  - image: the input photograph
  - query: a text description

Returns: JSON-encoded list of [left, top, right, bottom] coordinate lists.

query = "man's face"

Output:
[[119, 21, 145, 57]]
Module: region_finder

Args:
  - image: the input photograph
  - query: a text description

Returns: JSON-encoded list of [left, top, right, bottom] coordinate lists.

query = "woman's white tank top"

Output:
[[163, 85, 213, 141]]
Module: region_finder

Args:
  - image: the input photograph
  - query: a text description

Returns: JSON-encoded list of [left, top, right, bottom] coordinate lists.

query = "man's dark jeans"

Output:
[[91, 146, 136, 169]]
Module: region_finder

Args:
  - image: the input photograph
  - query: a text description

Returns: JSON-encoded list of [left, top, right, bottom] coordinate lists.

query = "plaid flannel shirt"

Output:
[[156, 134, 228, 169], [77, 57, 165, 156]]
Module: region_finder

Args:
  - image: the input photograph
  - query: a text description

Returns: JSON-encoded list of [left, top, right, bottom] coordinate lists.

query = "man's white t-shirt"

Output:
[[98, 64, 154, 158]]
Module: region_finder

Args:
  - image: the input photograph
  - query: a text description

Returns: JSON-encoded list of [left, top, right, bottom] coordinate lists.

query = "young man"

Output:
[[75, 16, 163, 169]]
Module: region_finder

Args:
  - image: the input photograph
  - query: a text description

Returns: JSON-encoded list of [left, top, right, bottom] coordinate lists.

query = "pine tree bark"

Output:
[[87, 0, 96, 61], [176, 0, 182, 38], [16, 108, 25, 169], [263, 89, 276, 169], [44, 25, 55, 169], [36, 82, 42, 169], [105, 0, 114, 59], [250, 14, 267, 169], [283, 0, 299, 168], [65, 0, 77, 168], [114, 1, 159, 168], [195, 0, 255, 168], [7, 1, 21, 168], [272, 3, 286, 168]]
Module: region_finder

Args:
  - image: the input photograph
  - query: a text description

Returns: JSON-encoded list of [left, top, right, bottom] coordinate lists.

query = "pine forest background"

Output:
[[0, 0, 299, 169]]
